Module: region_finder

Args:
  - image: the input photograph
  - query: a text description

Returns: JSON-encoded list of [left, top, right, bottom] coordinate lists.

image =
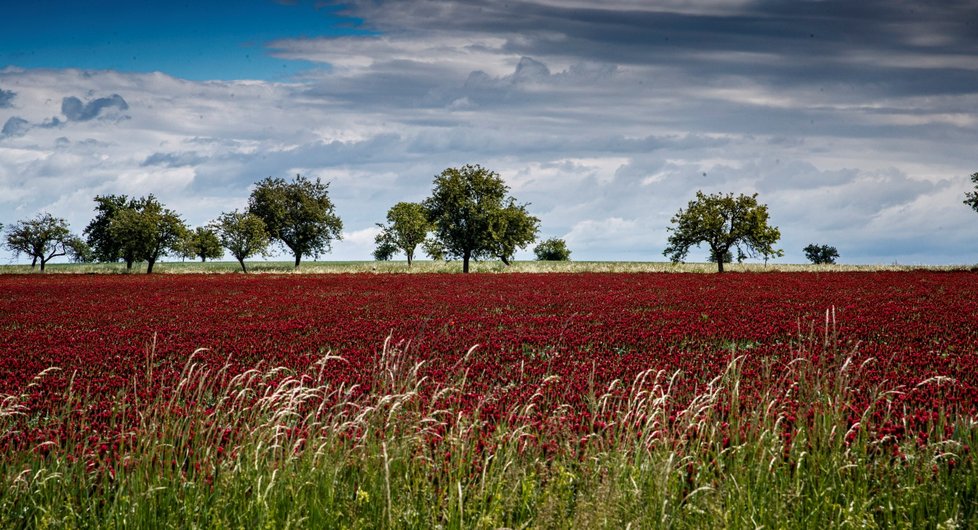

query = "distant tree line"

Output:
[[6, 169, 977, 273]]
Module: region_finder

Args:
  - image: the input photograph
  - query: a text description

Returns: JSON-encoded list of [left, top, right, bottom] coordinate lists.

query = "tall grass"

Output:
[[1, 328, 976, 528]]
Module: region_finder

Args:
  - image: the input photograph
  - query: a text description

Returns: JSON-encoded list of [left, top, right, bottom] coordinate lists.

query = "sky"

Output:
[[1, 0, 977, 265]]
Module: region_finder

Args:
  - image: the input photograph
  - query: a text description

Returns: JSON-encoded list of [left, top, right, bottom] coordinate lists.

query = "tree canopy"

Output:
[[212, 210, 270, 273], [803, 243, 839, 265], [248, 174, 343, 269], [183, 226, 223, 262], [108, 196, 188, 273], [664, 191, 782, 273], [374, 202, 430, 266], [488, 201, 540, 266], [84, 194, 144, 265], [423, 165, 538, 272], [534, 238, 572, 261], [4, 213, 83, 271], [964, 172, 978, 213]]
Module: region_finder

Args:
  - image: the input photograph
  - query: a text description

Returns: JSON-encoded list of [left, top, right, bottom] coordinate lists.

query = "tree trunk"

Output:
[[463, 249, 471, 273], [294, 253, 302, 270], [147, 258, 156, 274], [238, 258, 248, 273], [201, 256, 206, 263], [126, 259, 134, 272], [39, 258, 46, 272], [500, 255, 511, 266], [717, 258, 724, 273], [31, 255, 38, 269], [406, 250, 413, 268]]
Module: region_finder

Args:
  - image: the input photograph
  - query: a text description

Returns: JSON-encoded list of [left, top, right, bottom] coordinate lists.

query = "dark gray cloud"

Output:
[[0, 87, 14, 108], [61, 94, 129, 121], [1, 116, 29, 137], [318, 0, 978, 99], [39, 117, 63, 129]]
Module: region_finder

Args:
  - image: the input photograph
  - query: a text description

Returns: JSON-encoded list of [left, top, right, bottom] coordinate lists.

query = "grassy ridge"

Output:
[[1, 259, 973, 274], [1, 338, 975, 528]]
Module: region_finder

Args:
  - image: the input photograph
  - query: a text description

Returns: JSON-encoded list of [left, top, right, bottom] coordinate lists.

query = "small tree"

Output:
[[708, 247, 736, 265], [248, 174, 343, 269], [664, 191, 782, 273], [212, 210, 270, 273], [422, 237, 445, 261], [373, 236, 398, 261], [84, 194, 143, 267], [964, 172, 978, 214], [4, 213, 78, 271], [534, 238, 572, 261], [66, 237, 94, 263], [374, 202, 430, 266], [109, 196, 188, 273], [423, 164, 538, 273], [803, 243, 839, 265], [489, 201, 539, 266], [183, 226, 223, 262]]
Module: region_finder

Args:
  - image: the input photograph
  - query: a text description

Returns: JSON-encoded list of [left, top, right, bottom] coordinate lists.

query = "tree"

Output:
[[212, 210, 270, 273], [664, 191, 782, 273], [422, 237, 445, 261], [373, 236, 398, 262], [707, 247, 736, 265], [183, 226, 223, 262], [534, 238, 572, 261], [84, 194, 143, 266], [489, 201, 540, 266], [109, 196, 188, 273], [964, 172, 978, 213], [4, 213, 77, 271], [171, 235, 197, 262], [248, 174, 343, 269], [374, 202, 430, 266], [423, 164, 538, 273], [803, 243, 839, 265], [66, 237, 94, 263]]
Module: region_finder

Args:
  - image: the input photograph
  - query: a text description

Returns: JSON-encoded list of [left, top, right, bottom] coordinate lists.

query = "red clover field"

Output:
[[2, 271, 977, 527]]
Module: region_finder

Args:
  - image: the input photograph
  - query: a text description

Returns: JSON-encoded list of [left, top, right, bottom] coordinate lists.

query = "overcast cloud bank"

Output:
[[1, 0, 977, 264]]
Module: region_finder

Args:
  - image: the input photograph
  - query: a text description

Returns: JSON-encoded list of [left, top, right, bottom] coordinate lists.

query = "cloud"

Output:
[[1, 1, 977, 264], [1, 116, 30, 137], [142, 151, 207, 168], [0, 87, 14, 108], [61, 94, 129, 121]]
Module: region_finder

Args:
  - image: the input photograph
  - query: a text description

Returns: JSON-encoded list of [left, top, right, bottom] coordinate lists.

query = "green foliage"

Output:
[[212, 211, 270, 273], [804, 243, 840, 264], [534, 237, 572, 261], [422, 237, 446, 261], [664, 191, 782, 272], [108, 196, 188, 273], [374, 202, 430, 266], [964, 172, 978, 213], [65, 237, 94, 263], [372, 236, 398, 261], [3, 212, 76, 271], [707, 247, 737, 264], [489, 201, 540, 265], [83, 194, 143, 263], [182, 226, 223, 262], [423, 164, 539, 272], [248, 174, 343, 269]]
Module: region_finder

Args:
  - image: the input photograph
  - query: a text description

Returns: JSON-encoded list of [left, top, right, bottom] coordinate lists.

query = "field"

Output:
[[2, 271, 977, 527]]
